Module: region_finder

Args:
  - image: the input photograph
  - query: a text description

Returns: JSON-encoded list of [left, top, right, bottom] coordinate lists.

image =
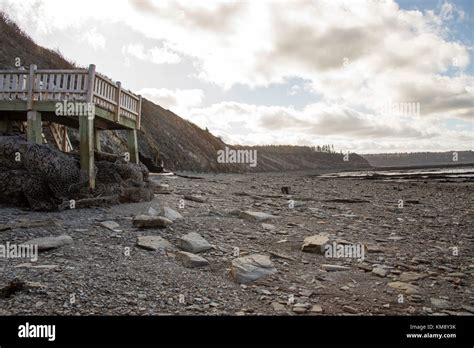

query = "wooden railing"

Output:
[[0, 64, 142, 129]]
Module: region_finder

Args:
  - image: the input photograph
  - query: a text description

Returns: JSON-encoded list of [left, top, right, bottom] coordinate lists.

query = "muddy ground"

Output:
[[0, 171, 473, 315]]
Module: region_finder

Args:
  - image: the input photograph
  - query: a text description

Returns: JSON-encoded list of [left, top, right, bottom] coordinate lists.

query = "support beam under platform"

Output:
[[0, 120, 11, 134], [79, 115, 95, 189], [126, 129, 139, 164], [27, 111, 42, 144], [94, 128, 101, 152]]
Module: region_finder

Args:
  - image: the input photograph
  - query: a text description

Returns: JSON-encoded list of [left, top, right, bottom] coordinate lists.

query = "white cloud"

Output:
[[137, 88, 204, 116], [186, 100, 472, 152], [1, 0, 472, 152], [82, 27, 106, 50], [122, 43, 181, 65]]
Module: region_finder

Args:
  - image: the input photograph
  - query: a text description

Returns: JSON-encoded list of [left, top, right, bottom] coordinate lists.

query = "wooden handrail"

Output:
[[0, 64, 142, 128]]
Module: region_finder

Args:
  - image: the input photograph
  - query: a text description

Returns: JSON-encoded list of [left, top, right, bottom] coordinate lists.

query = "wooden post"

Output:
[[26, 111, 42, 144], [94, 128, 101, 152], [80, 64, 96, 190], [0, 120, 11, 134], [79, 113, 95, 189], [137, 95, 142, 130], [127, 129, 139, 164], [27, 64, 36, 111], [86, 64, 96, 103], [115, 81, 121, 122]]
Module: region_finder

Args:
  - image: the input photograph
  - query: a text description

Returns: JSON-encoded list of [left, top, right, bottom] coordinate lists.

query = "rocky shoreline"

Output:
[[0, 171, 472, 315]]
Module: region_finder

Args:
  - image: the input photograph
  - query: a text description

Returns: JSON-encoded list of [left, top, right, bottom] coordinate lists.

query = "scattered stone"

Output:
[[271, 302, 286, 312], [230, 254, 277, 284], [321, 264, 351, 272], [292, 303, 310, 314], [262, 223, 276, 231], [239, 211, 276, 222], [177, 232, 212, 253], [133, 215, 173, 228], [430, 298, 451, 309], [357, 263, 373, 272], [301, 234, 330, 254], [269, 251, 295, 261], [148, 207, 159, 216], [372, 266, 388, 277], [99, 220, 120, 231], [184, 195, 205, 203], [447, 272, 466, 278], [176, 251, 209, 268], [228, 209, 242, 216], [342, 305, 358, 314], [137, 236, 173, 251], [310, 304, 323, 313], [388, 281, 420, 294], [154, 183, 171, 194], [299, 289, 314, 297], [461, 305, 474, 313], [399, 272, 427, 282], [388, 236, 404, 241], [162, 207, 183, 222], [25, 235, 73, 251]]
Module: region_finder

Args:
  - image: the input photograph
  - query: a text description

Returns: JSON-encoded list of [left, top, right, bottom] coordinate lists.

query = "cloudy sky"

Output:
[[1, 0, 473, 153]]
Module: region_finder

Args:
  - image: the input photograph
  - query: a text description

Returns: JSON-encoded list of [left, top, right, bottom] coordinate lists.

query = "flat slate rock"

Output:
[[99, 221, 120, 231], [231, 254, 277, 284], [321, 264, 351, 272], [430, 298, 452, 309], [176, 251, 209, 268], [184, 195, 205, 203], [137, 236, 173, 251], [177, 232, 212, 253], [133, 215, 173, 228], [399, 271, 427, 282], [25, 235, 73, 251], [388, 281, 420, 294], [239, 211, 276, 222], [162, 207, 183, 222], [301, 234, 330, 254]]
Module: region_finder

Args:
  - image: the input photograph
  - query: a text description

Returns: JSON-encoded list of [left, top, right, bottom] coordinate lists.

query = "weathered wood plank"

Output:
[[27, 111, 42, 144]]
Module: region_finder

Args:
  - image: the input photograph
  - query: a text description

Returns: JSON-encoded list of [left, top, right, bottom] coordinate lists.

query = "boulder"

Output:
[[230, 254, 277, 284], [162, 207, 183, 222], [177, 232, 212, 253], [176, 251, 209, 268], [137, 236, 173, 251], [133, 215, 173, 228], [301, 234, 330, 254]]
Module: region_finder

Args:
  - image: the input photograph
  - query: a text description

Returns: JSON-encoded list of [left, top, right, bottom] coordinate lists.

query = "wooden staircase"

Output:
[[43, 122, 72, 152]]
